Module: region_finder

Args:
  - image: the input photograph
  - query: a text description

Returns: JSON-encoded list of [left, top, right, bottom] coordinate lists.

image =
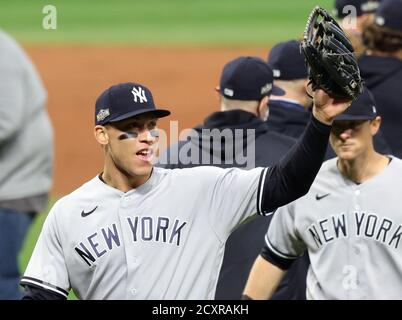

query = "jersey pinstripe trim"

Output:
[[257, 168, 269, 215], [264, 234, 299, 260], [20, 276, 69, 297]]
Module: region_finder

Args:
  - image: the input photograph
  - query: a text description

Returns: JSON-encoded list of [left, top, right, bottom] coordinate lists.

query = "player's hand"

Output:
[[312, 89, 352, 125]]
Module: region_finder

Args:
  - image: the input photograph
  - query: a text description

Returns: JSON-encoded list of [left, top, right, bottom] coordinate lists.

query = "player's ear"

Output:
[[370, 116, 381, 135], [258, 96, 269, 120], [302, 79, 310, 95], [94, 125, 109, 145]]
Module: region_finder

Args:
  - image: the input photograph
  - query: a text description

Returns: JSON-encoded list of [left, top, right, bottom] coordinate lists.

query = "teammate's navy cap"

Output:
[[95, 82, 170, 125], [374, 0, 402, 32], [334, 87, 377, 121], [267, 40, 308, 80], [219, 56, 285, 101], [334, 0, 381, 19]]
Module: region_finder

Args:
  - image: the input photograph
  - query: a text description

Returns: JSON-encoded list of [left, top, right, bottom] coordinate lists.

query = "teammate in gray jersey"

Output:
[[244, 87, 401, 300], [20, 81, 351, 300]]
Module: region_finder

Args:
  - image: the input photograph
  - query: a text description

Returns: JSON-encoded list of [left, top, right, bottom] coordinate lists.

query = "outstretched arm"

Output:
[[257, 89, 351, 215]]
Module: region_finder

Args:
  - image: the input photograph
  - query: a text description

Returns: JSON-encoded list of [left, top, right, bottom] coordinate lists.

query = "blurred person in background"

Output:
[[0, 29, 54, 299], [360, 0, 402, 158], [266, 39, 312, 139]]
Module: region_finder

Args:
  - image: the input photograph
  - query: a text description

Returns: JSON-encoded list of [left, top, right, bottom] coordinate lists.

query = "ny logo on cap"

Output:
[[97, 108, 110, 122], [132, 86, 148, 103]]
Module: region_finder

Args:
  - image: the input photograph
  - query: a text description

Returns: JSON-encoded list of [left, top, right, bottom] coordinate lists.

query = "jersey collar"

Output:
[[96, 168, 160, 196]]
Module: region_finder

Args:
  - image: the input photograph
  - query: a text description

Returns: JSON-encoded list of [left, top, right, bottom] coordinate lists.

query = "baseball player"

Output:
[[21, 82, 351, 300], [266, 39, 311, 139], [0, 29, 53, 299], [243, 88, 402, 300]]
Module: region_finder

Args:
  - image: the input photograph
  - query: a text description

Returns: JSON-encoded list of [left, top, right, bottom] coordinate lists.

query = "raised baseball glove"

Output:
[[300, 6, 363, 100]]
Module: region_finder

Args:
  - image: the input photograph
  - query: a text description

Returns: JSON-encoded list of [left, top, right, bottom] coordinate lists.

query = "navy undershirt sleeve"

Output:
[[260, 242, 295, 270], [21, 284, 67, 300], [258, 115, 331, 215]]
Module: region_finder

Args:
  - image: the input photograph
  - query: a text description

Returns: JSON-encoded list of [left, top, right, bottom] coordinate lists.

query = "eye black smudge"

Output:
[[119, 132, 138, 140]]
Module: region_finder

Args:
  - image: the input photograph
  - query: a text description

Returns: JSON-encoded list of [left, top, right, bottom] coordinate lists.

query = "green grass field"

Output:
[[1, 0, 332, 45], [13, 0, 334, 300]]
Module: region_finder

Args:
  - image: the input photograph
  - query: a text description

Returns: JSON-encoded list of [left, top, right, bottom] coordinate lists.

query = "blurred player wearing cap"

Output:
[[266, 40, 312, 139]]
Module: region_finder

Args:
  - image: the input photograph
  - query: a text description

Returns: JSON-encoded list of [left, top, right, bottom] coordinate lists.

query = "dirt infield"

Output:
[[25, 46, 269, 196]]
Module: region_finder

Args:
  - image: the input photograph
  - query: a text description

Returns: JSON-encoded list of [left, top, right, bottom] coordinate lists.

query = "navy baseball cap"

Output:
[[95, 82, 170, 125], [334, 87, 377, 121], [334, 0, 381, 18], [267, 40, 308, 80], [374, 0, 402, 32], [219, 56, 285, 101]]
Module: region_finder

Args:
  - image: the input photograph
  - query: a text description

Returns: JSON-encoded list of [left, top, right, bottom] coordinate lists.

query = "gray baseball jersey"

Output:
[[265, 156, 402, 299], [22, 166, 268, 299]]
